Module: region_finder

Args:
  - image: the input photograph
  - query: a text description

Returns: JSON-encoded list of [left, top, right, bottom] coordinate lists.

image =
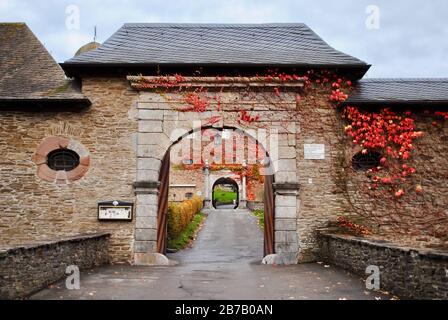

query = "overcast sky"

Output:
[[1, 0, 447, 78]]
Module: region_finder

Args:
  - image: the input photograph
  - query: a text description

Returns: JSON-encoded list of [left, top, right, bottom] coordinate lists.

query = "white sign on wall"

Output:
[[98, 201, 133, 221], [304, 144, 326, 160]]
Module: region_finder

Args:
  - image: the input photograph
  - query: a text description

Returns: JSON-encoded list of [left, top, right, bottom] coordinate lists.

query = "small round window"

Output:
[[47, 149, 80, 171], [352, 151, 381, 171]]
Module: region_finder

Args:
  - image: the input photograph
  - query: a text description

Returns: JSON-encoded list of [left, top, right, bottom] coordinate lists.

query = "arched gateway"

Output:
[[131, 77, 301, 266], [212, 177, 239, 209]]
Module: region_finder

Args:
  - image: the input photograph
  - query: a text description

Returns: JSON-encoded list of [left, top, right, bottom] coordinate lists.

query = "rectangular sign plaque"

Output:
[[98, 201, 133, 221], [304, 144, 326, 160]]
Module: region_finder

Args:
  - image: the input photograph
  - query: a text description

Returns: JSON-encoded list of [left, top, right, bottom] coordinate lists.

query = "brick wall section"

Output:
[[319, 233, 448, 299], [0, 233, 110, 300], [0, 77, 138, 264]]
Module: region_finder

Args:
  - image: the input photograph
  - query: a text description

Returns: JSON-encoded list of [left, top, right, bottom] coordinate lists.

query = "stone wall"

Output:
[[295, 87, 348, 261], [0, 77, 138, 264], [295, 94, 448, 261], [169, 166, 204, 202], [342, 112, 448, 237], [247, 201, 264, 211], [2, 74, 445, 267], [319, 233, 448, 299], [0, 233, 110, 299]]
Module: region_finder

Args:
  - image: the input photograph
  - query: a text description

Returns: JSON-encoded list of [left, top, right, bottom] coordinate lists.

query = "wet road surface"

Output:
[[31, 209, 391, 300]]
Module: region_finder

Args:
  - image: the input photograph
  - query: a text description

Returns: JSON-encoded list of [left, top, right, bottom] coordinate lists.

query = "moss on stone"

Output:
[[44, 81, 70, 97]]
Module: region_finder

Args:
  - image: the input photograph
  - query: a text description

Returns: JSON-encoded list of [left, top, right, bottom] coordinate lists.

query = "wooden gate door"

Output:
[[157, 150, 171, 254], [264, 174, 275, 256]]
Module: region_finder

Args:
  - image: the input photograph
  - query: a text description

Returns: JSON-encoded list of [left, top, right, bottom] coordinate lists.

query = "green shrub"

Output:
[[168, 196, 203, 239], [252, 210, 265, 230], [168, 213, 205, 250]]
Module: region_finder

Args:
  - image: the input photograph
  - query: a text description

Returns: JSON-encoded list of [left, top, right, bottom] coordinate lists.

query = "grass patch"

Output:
[[168, 212, 205, 251], [213, 190, 237, 203], [252, 210, 265, 230]]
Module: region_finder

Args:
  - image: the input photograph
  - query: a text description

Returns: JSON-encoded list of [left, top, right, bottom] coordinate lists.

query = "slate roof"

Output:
[[343, 78, 448, 106], [63, 23, 368, 69], [0, 23, 90, 108]]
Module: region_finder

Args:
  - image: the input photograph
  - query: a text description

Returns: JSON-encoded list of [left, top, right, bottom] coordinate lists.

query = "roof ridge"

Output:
[[122, 23, 308, 28], [63, 23, 369, 76], [0, 22, 26, 26]]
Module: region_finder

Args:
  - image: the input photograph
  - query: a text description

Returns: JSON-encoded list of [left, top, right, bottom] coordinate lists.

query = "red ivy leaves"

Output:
[[330, 88, 349, 102], [337, 216, 372, 236], [435, 111, 448, 120], [237, 110, 260, 124], [184, 92, 210, 112], [343, 106, 426, 198], [343, 107, 422, 158], [138, 74, 186, 89], [206, 116, 222, 125]]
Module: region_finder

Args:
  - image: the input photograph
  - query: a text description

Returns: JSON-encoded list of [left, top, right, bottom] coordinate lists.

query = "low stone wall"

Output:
[[0, 233, 110, 299], [247, 201, 264, 211], [319, 233, 448, 299]]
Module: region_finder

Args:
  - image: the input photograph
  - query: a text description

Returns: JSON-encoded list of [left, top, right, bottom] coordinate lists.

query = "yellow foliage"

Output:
[[168, 196, 203, 239]]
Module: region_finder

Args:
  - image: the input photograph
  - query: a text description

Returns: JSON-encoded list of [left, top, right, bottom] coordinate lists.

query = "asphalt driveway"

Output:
[[31, 209, 390, 300]]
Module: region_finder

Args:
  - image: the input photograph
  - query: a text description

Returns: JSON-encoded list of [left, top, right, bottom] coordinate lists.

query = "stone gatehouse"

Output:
[[1, 23, 447, 265]]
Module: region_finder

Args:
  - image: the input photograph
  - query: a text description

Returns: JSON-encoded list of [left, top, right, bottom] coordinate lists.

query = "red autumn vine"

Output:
[[183, 92, 210, 112], [337, 216, 372, 236], [130, 69, 353, 126], [342, 106, 425, 197]]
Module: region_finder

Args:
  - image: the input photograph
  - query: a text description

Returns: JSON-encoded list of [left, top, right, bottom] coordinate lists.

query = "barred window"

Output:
[[47, 149, 80, 171]]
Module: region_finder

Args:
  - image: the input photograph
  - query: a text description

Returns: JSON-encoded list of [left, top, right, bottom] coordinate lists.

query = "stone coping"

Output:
[[319, 232, 448, 260], [127, 76, 305, 89], [0, 232, 111, 257]]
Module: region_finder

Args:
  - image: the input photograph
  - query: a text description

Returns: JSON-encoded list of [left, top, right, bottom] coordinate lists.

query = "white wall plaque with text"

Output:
[[98, 201, 133, 221], [304, 144, 326, 160]]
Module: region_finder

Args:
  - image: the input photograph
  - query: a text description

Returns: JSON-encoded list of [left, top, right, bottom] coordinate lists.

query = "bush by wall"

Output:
[[168, 197, 203, 239]]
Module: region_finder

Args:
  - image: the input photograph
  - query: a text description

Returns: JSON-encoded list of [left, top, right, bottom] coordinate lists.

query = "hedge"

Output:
[[168, 197, 204, 239]]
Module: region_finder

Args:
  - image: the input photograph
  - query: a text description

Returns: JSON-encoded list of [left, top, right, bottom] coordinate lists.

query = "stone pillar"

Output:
[[262, 135, 300, 265], [273, 182, 300, 264], [240, 160, 247, 209], [203, 161, 212, 209], [133, 181, 169, 265]]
